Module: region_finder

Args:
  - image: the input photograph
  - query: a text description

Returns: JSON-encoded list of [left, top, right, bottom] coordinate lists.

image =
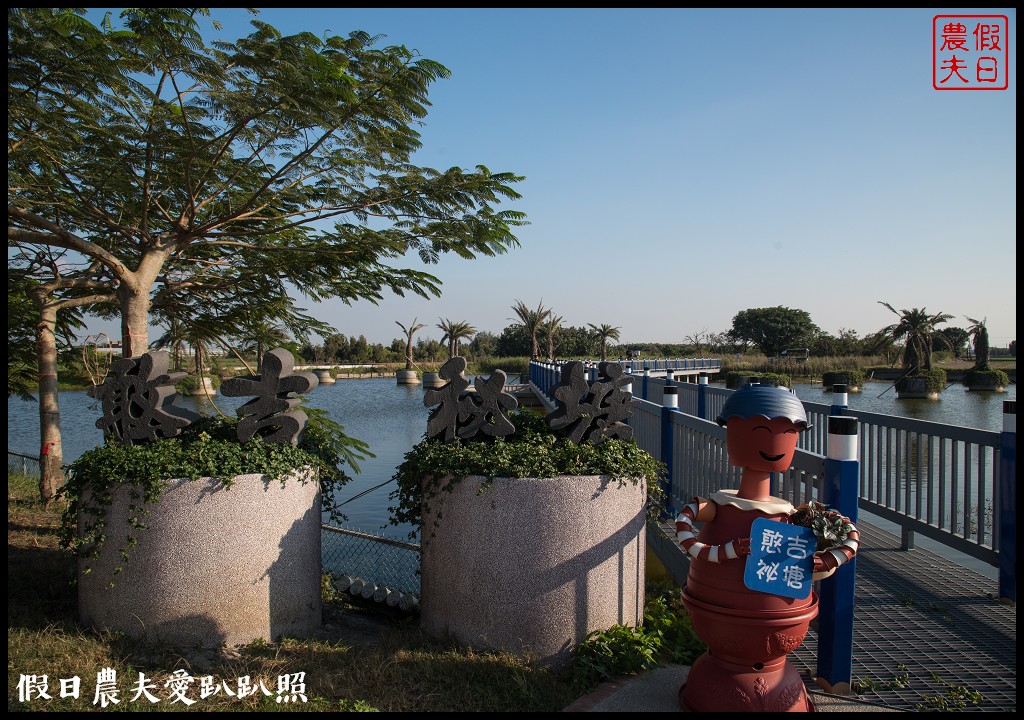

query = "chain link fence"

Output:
[[322, 524, 421, 611], [8, 451, 41, 479], [7, 451, 420, 611]]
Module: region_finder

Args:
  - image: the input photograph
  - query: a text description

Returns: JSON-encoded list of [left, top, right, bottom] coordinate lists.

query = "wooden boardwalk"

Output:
[[651, 520, 1016, 712]]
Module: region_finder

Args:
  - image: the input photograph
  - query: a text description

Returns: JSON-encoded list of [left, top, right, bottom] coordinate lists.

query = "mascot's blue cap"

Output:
[[716, 383, 811, 431]]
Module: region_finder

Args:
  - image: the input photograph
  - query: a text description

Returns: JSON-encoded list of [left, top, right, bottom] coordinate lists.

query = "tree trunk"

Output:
[[976, 331, 990, 370], [119, 284, 151, 358], [34, 304, 64, 504]]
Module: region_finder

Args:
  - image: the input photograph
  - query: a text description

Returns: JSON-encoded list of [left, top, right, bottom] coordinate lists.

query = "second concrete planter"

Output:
[[419, 473, 647, 667]]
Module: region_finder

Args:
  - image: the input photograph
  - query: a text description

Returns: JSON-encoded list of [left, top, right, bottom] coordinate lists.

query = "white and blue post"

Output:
[[697, 372, 709, 421], [999, 400, 1016, 604], [642, 366, 650, 401], [815, 414, 860, 694], [661, 385, 678, 518], [831, 384, 848, 415]]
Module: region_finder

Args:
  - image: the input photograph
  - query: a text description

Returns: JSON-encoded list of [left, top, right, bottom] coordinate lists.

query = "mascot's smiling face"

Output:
[[726, 416, 801, 473]]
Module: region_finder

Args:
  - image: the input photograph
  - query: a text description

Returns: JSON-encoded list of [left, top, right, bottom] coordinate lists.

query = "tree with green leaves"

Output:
[[511, 299, 552, 360], [727, 306, 820, 358], [587, 323, 621, 362], [935, 327, 970, 360], [965, 317, 991, 370], [396, 319, 426, 370], [468, 330, 497, 358], [437, 318, 476, 359], [495, 323, 531, 358], [876, 302, 954, 371], [9, 7, 525, 358], [554, 325, 598, 358], [10, 8, 525, 500]]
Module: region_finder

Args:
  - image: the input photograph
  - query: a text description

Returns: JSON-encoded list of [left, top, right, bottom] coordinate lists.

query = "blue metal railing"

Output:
[[529, 361, 1016, 602]]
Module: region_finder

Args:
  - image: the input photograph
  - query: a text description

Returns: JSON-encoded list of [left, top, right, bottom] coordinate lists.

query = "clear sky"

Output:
[[82, 8, 1017, 349]]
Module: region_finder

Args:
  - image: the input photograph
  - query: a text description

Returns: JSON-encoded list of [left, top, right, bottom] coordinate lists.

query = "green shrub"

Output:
[[175, 372, 221, 393], [572, 592, 705, 688], [757, 372, 792, 388], [961, 368, 1010, 390], [902, 368, 947, 394]]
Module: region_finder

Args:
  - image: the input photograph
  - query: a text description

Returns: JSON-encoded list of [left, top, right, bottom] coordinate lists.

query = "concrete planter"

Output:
[[313, 369, 336, 384], [396, 369, 420, 385], [963, 373, 1005, 391], [895, 376, 937, 399], [421, 371, 445, 388], [186, 376, 217, 396], [419, 474, 647, 667], [821, 372, 861, 393], [78, 472, 322, 648]]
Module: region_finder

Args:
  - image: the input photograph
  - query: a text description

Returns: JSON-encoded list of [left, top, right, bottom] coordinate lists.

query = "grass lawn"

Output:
[[7, 472, 592, 712], [9, 472, 705, 712]]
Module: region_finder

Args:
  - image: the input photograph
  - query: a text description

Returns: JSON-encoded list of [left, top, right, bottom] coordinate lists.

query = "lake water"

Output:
[[7, 379, 433, 541], [791, 380, 1016, 432], [7, 376, 1015, 554]]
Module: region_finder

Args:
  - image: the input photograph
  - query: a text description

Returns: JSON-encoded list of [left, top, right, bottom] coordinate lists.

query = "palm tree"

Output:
[[965, 316, 991, 370], [396, 318, 426, 370], [876, 302, 954, 371], [437, 318, 477, 359], [237, 319, 291, 372], [153, 314, 189, 372], [539, 313, 563, 361], [587, 323, 622, 361], [511, 299, 552, 360]]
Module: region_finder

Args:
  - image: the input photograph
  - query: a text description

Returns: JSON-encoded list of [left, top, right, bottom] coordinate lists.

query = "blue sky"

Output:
[[83, 8, 1017, 349]]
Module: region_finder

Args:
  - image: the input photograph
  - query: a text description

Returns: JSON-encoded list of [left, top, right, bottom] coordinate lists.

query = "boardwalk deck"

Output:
[[652, 520, 1016, 712]]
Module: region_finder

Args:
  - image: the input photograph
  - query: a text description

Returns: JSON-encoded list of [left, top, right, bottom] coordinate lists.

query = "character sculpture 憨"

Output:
[[675, 383, 859, 713]]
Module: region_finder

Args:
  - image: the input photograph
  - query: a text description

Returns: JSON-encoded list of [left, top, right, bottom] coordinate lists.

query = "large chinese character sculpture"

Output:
[[89, 351, 199, 443], [675, 383, 859, 712], [546, 361, 637, 444], [220, 348, 318, 445], [424, 356, 518, 442]]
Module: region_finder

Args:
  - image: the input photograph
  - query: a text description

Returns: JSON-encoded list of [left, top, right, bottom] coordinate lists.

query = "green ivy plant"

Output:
[[388, 410, 666, 541], [59, 409, 370, 578]]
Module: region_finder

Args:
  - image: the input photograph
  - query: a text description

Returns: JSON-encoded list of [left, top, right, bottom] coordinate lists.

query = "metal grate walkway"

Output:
[[655, 521, 1016, 712]]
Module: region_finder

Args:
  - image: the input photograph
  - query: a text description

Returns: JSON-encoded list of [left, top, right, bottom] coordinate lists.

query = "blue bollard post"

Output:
[[816, 415, 860, 695], [660, 386, 678, 518], [999, 400, 1016, 604], [642, 366, 650, 401], [697, 373, 708, 421]]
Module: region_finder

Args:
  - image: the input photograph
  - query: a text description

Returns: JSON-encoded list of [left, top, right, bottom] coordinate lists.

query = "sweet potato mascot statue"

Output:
[[676, 383, 858, 712]]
